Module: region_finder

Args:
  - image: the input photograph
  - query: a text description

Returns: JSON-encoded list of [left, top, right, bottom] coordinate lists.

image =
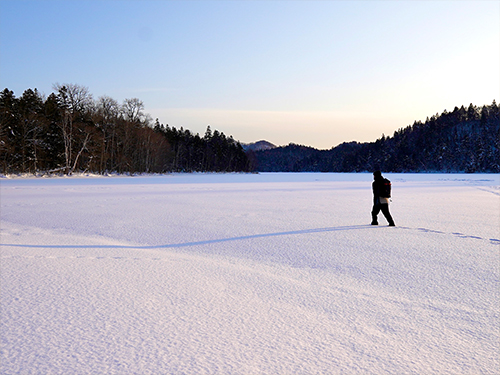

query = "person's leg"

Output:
[[371, 204, 381, 225], [380, 204, 395, 226]]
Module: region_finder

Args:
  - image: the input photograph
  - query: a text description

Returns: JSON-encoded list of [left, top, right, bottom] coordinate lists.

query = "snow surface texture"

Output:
[[1, 173, 499, 374]]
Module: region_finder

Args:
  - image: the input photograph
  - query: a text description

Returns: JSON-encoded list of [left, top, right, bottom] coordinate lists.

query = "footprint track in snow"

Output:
[[398, 226, 500, 245], [2, 224, 499, 258]]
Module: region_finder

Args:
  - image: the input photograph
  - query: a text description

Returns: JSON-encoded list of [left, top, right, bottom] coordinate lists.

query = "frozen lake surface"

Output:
[[1, 173, 499, 374]]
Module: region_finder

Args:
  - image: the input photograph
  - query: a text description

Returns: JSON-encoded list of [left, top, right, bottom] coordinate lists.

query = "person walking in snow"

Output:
[[371, 170, 395, 226]]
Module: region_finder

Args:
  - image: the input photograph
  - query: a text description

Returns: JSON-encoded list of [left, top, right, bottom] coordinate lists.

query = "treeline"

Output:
[[0, 84, 250, 174], [153, 123, 249, 172], [253, 102, 500, 173], [2, 85, 497, 175]]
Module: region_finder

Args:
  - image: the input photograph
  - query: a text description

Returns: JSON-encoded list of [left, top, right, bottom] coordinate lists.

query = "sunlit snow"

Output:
[[1, 173, 499, 374]]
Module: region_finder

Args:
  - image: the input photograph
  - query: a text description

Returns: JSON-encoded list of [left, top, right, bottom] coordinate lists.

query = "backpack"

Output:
[[380, 178, 391, 198]]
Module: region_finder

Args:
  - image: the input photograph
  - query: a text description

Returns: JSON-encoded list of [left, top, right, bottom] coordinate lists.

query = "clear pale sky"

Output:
[[1, 0, 498, 149]]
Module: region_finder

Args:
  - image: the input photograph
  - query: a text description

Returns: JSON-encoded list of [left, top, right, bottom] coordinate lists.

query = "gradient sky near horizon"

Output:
[[1, 0, 498, 149]]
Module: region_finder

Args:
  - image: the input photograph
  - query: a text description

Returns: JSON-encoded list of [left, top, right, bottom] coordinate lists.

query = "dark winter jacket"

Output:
[[372, 176, 389, 205]]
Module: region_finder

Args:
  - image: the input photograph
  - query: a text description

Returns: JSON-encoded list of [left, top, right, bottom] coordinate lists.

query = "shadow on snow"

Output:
[[2, 225, 378, 250], [3, 225, 498, 250]]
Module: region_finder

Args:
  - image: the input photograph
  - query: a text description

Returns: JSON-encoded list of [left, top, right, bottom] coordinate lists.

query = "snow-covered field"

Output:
[[1, 172, 499, 374]]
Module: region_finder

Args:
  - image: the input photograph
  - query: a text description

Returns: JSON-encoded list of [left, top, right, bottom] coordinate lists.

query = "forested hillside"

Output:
[[253, 102, 500, 173], [0, 85, 250, 174], [2, 85, 497, 175]]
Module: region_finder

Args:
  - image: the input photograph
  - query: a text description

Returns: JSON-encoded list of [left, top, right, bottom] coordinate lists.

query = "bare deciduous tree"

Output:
[[53, 83, 94, 174], [122, 98, 144, 124]]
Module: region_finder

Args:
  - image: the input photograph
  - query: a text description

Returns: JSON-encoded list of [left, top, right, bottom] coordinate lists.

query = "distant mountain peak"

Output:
[[242, 140, 277, 151]]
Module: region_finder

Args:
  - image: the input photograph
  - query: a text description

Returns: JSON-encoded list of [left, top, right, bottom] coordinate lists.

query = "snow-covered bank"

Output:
[[1, 173, 499, 374]]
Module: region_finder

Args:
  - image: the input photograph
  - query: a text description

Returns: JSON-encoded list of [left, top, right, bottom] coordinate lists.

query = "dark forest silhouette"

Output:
[[0, 85, 249, 174], [251, 102, 499, 173], [1, 84, 497, 174]]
